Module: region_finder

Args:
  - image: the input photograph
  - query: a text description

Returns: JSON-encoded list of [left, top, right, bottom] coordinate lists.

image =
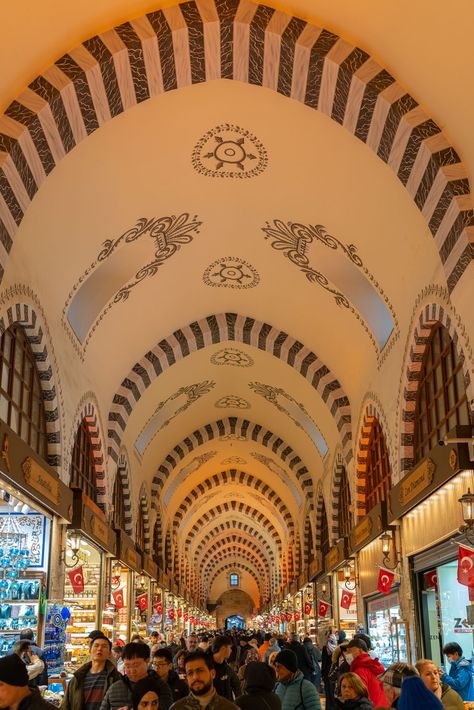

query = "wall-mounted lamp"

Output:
[[459, 487, 474, 544], [380, 530, 399, 570], [343, 564, 356, 590], [63, 531, 82, 568]]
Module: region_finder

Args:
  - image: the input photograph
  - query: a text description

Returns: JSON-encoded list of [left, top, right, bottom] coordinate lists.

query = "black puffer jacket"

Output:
[[335, 697, 374, 709]]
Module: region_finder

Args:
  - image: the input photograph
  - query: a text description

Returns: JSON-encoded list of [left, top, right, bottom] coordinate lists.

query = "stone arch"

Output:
[[137, 482, 151, 554], [399, 300, 474, 478], [315, 486, 329, 553], [185, 505, 283, 550], [330, 451, 349, 541], [203, 551, 269, 594], [192, 525, 276, 568], [185, 516, 282, 555], [108, 314, 351, 464], [200, 538, 270, 583], [0, 292, 62, 471], [207, 562, 262, 599], [0, 2, 471, 294], [115, 450, 133, 535], [355, 397, 394, 517], [171, 469, 296, 538], [152, 508, 164, 567], [153, 417, 312, 504], [163, 529, 172, 573], [68, 396, 107, 512]]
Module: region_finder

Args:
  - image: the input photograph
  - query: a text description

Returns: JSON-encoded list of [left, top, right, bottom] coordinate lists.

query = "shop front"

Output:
[[388, 426, 473, 663], [65, 491, 116, 669], [0, 421, 72, 661], [142, 555, 161, 636], [107, 529, 142, 644], [350, 501, 408, 667], [324, 538, 358, 639]]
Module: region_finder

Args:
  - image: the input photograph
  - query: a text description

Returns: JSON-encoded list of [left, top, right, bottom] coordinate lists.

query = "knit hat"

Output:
[[244, 661, 276, 692], [397, 676, 444, 709], [378, 662, 419, 688], [0, 654, 29, 686], [274, 649, 298, 673]]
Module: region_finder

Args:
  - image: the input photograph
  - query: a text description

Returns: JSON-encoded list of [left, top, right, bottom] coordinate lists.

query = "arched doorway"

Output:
[[226, 615, 246, 631]]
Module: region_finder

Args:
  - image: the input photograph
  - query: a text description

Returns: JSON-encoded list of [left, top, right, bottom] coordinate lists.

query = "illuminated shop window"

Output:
[[230, 573, 239, 587], [0, 324, 47, 458], [365, 418, 391, 513], [414, 324, 470, 463], [70, 419, 97, 503], [338, 467, 353, 538], [113, 473, 126, 530]]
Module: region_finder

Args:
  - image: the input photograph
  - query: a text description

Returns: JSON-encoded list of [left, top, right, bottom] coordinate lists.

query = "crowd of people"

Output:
[[0, 627, 472, 710]]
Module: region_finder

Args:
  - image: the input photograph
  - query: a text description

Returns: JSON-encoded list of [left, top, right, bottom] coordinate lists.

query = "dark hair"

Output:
[[90, 634, 112, 650], [184, 650, 214, 670], [212, 635, 232, 653], [353, 633, 372, 651], [131, 634, 147, 643], [19, 629, 34, 641], [122, 641, 151, 661], [112, 646, 123, 654], [131, 676, 162, 710], [346, 638, 368, 652], [443, 642, 463, 656], [150, 631, 159, 637], [153, 648, 173, 663], [264, 633, 272, 642], [13, 640, 31, 655]]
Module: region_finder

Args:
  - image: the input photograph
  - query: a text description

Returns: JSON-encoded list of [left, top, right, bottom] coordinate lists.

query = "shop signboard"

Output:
[[0, 421, 73, 521], [71, 491, 116, 555], [308, 557, 322, 581], [116, 529, 142, 573], [298, 573, 306, 589], [289, 580, 297, 595], [388, 425, 473, 522], [324, 538, 349, 573], [349, 501, 387, 554], [142, 554, 158, 581]]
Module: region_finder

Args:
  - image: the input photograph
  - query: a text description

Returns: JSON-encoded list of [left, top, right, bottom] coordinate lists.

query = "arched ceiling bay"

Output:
[[1, 0, 472, 605]]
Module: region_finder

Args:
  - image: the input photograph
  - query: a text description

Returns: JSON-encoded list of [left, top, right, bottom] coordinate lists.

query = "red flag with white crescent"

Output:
[[340, 590, 354, 610], [304, 601, 312, 615], [168, 608, 175, 621], [67, 566, 85, 594], [154, 601, 163, 615], [137, 593, 148, 611], [280, 613, 286, 623], [294, 611, 301, 622], [377, 568, 395, 595], [318, 601, 329, 617], [113, 589, 125, 610], [424, 569, 438, 591], [184, 612, 189, 622], [458, 546, 474, 587], [177, 607, 183, 618], [286, 612, 293, 622]]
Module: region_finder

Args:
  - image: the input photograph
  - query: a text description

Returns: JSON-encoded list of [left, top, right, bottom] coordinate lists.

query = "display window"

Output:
[[104, 561, 132, 644], [150, 583, 163, 633], [418, 557, 474, 667], [366, 592, 409, 666], [63, 533, 103, 670], [337, 569, 358, 637], [0, 482, 51, 657], [132, 574, 149, 639]]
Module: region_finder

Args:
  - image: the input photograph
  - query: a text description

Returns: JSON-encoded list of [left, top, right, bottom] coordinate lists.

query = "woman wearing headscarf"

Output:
[[132, 676, 162, 710], [236, 662, 281, 710], [397, 676, 444, 710], [322, 630, 338, 710]]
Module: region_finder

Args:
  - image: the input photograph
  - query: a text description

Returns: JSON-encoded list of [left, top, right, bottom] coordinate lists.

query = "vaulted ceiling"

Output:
[[1, 0, 472, 606]]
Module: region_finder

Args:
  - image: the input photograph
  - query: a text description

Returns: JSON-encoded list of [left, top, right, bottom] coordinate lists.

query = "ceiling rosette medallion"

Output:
[[192, 124, 268, 178]]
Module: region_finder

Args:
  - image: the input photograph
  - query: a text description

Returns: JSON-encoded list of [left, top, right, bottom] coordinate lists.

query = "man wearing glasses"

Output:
[[100, 642, 172, 710], [151, 649, 188, 701]]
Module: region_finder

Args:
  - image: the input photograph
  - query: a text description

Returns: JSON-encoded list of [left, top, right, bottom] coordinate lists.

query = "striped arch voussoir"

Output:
[[0, 2, 471, 300], [314, 487, 327, 554], [0, 302, 61, 470], [330, 452, 347, 542], [185, 505, 283, 551], [116, 452, 133, 535], [193, 525, 276, 565], [207, 562, 262, 597], [400, 303, 474, 479], [71, 401, 107, 513], [138, 482, 151, 554], [108, 315, 351, 464]]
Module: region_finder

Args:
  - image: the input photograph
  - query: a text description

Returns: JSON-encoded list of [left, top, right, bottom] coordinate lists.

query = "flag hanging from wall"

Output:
[[457, 545, 474, 587], [113, 589, 125, 610], [424, 569, 438, 592], [136, 593, 148, 611], [377, 568, 395, 595], [340, 590, 354, 610], [304, 601, 312, 615], [318, 601, 329, 617], [67, 566, 85, 594]]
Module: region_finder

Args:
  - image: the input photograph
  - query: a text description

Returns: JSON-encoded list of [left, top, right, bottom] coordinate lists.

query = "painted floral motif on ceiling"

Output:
[[215, 396, 251, 410], [203, 257, 260, 289], [192, 124, 268, 179], [63, 213, 201, 357], [210, 348, 254, 367], [221, 456, 247, 465]]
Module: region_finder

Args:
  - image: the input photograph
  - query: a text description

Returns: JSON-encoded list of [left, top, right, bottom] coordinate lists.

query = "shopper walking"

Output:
[[303, 638, 321, 690], [415, 659, 464, 710], [264, 638, 280, 665], [171, 650, 239, 710], [344, 640, 388, 708], [18, 629, 48, 687], [151, 648, 188, 702], [235, 661, 281, 710], [0, 654, 56, 710], [335, 673, 374, 709], [287, 634, 315, 682], [322, 630, 338, 710], [274, 649, 321, 710], [377, 662, 419, 708], [131, 676, 162, 710], [397, 676, 443, 710], [209, 636, 242, 700], [440, 642, 474, 701], [61, 635, 121, 710]]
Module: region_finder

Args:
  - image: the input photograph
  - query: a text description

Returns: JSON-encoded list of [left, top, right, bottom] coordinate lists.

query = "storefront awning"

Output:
[[116, 528, 143, 573], [70, 490, 116, 555]]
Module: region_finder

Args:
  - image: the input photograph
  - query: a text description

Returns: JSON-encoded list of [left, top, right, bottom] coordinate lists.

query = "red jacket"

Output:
[[350, 654, 389, 707]]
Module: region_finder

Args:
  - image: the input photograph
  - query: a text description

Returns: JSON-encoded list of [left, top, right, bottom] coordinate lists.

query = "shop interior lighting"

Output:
[[459, 487, 474, 545]]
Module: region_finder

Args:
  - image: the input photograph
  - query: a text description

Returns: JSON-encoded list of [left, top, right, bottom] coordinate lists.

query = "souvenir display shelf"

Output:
[[0, 572, 44, 657], [63, 560, 101, 670]]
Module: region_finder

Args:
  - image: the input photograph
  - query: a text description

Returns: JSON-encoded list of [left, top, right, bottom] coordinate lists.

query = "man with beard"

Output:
[[170, 651, 238, 710]]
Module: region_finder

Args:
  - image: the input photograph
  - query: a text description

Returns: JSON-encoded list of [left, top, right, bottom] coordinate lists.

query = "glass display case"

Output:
[[366, 592, 408, 666]]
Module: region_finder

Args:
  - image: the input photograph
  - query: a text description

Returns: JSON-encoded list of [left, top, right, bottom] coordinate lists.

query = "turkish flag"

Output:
[[458, 546, 474, 587], [280, 613, 286, 623], [137, 593, 148, 611], [154, 601, 163, 615], [424, 569, 438, 591], [340, 590, 354, 610], [113, 589, 125, 610], [177, 607, 183, 618], [67, 566, 85, 594], [318, 601, 329, 617], [304, 601, 312, 615], [294, 611, 301, 622], [286, 612, 293, 622], [189, 617, 194, 625], [184, 613, 189, 622], [377, 568, 395, 595], [168, 608, 175, 621]]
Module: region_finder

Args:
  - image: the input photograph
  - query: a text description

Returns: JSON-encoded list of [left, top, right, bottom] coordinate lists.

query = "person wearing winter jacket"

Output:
[[274, 649, 321, 710], [335, 672, 374, 709], [61, 635, 121, 710], [327, 643, 351, 702], [345, 640, 388, 708], [151, 648, 188, 702], [287, 634, 315, 681], [440, 642, 474, 701], [377, 662, 419, 708], [397, 676, 443, 710], [235, 661, 281, 710], [303, 638, 321, 690], [415, 659, 464, 710], [322, 629, 338, 710], [264, 638, 281, 664]]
